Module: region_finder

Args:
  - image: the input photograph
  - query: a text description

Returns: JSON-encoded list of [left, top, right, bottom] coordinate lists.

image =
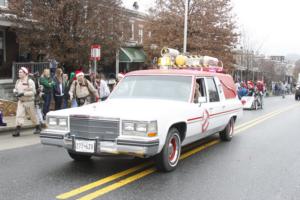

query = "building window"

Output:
[[0, 0, 7, 8], [131, 22, 134, 40], [0, 30, 4, 66], [138, 28, 143, 43]]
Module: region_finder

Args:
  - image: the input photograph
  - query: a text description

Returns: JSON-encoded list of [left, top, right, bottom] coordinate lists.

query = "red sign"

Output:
[[90, 44, 101, 61]]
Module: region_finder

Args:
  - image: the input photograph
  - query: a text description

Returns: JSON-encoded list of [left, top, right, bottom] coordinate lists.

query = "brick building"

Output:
[[0, 0, 19, 79]]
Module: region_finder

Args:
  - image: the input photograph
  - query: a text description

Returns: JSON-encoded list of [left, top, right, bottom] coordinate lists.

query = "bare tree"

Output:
[[144, 0, 238, 69], [7, 0, 127, 71]]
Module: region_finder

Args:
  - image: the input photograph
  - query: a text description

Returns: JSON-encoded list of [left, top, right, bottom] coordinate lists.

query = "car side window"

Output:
[[206, 78, 220, 102], [194, 78, 207, 103]]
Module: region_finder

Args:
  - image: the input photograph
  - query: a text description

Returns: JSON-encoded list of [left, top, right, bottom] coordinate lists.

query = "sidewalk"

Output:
[[0, 116, 35, 133]]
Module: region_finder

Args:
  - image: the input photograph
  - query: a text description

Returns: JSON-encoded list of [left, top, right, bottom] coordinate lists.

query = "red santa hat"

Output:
[[75, 70, 84, 77], [20, 67, 29, 74]]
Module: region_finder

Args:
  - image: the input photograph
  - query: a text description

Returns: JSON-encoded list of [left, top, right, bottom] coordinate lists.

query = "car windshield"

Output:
[[110, 75, 192, 102]]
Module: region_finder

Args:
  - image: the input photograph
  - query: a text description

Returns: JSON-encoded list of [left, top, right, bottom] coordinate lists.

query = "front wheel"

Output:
[[155, 128, 181, 172], [219, 118, 235, 141], [68, 151, 92, 161]]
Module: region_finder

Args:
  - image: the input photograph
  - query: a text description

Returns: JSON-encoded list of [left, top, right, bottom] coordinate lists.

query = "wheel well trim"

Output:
[[169, 122, 187, 142]]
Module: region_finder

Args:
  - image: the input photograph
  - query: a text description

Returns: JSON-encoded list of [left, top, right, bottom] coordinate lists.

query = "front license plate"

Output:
[[75, 140, 95, 153]]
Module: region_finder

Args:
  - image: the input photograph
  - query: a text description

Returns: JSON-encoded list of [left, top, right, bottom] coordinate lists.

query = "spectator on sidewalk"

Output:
[[39, 68, 54, 118], [95, 73, 110, 101], [32, 72, 45, 128], [53, 68, 65, 110], [62, 73, 69, 108], [13, 67, 40, 137], [68, 72, 78, 107]]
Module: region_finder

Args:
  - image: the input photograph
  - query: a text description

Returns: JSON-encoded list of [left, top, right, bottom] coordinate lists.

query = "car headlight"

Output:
[[47, 116, 68, 130], [123, 122, 135, 131], [48, 117, 58, 126], [122, 121, 157, 137], [136, 123, 147, 132], [58, 118, 67, 127]]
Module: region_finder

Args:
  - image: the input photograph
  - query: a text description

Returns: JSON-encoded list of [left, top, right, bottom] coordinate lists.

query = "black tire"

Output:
[[155, 128, 181, 172], [219, 118, 235, 141], [68, 151, 92, 161]]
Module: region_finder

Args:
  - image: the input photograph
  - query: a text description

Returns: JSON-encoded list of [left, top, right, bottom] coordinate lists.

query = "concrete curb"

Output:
[[0, 116, 35, 134], [0, 124, 35, 133]]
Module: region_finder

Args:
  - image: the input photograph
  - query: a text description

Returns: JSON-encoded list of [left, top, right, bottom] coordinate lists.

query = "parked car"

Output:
[[40, 69, 243, 172]]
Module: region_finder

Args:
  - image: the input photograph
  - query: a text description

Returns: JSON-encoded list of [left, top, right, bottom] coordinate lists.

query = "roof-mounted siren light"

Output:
[[158, 47, 180, 69], [158, 56, 172, 69], [161, 47, 180, 57], [201, 56, 224, 72]]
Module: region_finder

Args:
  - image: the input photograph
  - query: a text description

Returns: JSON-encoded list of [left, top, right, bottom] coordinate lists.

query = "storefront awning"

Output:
[[119, 47, 146, 63]]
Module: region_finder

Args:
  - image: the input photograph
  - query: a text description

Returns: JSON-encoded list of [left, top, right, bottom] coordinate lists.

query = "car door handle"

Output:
[[222, 105, 226, 109], [209, 107, 213, 110]]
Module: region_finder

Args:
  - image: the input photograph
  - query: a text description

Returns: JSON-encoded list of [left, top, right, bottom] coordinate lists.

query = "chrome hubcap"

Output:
[[168, 136, 179, 165]]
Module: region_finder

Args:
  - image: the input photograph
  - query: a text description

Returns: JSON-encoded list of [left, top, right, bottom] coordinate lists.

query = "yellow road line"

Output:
[[57, 103, 300, 200], [235, 112, 281, 134], [78, 168, 156, 200], [235, 104, 299, 134], [56, 162, 152, 199], [180, 139, 220, 160], [235, 103, 299, 131], [78, 140, 220, 200]]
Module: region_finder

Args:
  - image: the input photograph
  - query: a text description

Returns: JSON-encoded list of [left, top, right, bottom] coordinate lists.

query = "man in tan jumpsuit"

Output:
[[69, 71, 99, 106], [13, 67, 40, 137]]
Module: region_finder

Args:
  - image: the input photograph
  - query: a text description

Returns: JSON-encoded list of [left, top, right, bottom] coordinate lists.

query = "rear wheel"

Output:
[[219, 118, 235, 141], [155, 128, 181, 172], [68, 151, 92, 161]]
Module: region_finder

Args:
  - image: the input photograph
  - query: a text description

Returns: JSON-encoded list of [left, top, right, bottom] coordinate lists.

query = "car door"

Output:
[[184, 77, 208, 145], [203, 77, 224, 134]]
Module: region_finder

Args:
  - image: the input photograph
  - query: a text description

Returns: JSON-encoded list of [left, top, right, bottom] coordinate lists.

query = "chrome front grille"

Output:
[[70, 115, 120, 141]]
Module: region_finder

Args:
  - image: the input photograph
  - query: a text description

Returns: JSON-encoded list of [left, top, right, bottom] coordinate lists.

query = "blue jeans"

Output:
[[62, 95, 68, 109], [43, 93, 52, 118], [54, 95, 63, 110]]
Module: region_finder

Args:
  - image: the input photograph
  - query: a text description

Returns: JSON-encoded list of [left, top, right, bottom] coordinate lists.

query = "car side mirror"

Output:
[[198, 97, 206, 104]]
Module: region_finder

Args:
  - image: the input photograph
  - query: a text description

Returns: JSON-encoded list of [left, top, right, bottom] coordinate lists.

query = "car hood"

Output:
[[47, 98, 191, 121]]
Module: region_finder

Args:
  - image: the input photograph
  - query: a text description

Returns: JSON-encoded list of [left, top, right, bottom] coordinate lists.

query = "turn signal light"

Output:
[[147, 132, 157, 137]]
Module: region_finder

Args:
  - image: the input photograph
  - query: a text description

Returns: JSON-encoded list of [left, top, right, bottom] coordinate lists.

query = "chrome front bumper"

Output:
[[40, 130, 159, 158]]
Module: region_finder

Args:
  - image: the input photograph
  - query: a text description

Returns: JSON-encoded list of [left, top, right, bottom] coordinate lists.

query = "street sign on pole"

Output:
[[90, 44, 101, 74], [90, 45, 101, 61]]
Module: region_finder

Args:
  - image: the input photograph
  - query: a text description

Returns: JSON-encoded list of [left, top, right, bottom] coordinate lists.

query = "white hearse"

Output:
[[40, 69, 242, 172]]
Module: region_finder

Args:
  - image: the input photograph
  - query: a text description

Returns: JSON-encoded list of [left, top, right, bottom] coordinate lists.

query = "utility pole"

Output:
[[183, 0, 188, 53]]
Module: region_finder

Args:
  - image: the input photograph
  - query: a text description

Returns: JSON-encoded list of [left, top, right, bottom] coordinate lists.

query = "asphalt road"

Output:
[[0, 95, 300, 200]]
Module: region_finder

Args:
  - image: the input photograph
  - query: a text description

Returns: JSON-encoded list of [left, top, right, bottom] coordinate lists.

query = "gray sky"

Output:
[[122, 0, 300, 56]]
